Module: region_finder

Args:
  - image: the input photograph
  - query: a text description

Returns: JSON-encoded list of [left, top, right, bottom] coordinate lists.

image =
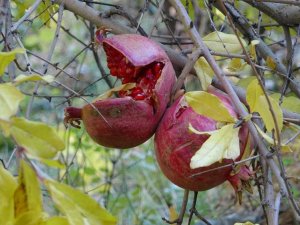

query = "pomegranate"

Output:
[[154, 88, 250, 191], [64, 33, 176, 149]]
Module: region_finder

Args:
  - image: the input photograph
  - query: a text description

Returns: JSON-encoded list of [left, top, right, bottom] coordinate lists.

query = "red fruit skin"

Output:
[[65, 34, 176, 149], [154, 89, 249, 191]]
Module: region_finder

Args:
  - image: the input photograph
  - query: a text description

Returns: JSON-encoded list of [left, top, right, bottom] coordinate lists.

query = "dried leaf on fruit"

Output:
[[190, 124, 240, 168], [10, 117, 65, 159], [194, 57, 214, 90], [203, 31, 246, 54], [94, 83, 136, 101], [185, 91, 235, 123], [46, 180, 117, 225], [0, 84, 24, 121]]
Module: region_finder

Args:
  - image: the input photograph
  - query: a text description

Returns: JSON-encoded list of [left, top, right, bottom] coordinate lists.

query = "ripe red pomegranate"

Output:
[[64, 33, 176, 149], [154, 88, 250, 191]]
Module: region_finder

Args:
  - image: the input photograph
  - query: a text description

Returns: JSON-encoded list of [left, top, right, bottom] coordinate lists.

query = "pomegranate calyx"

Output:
[[64, 107, 82, 129], [227, 165, 254, 204]]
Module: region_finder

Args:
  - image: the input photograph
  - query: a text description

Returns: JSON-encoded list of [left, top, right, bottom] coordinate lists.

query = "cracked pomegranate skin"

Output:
[[65, 34, 176, 149], [154, 89, 249, 191]]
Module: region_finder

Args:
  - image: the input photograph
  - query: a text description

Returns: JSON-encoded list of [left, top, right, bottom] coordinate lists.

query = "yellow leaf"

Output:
[[46, 180, 117, 225], [271, 93, 300, 114], [254, 124, 291, 152], [13, 74, 55, 85], [194, 57, 214, 90], [13, 210, 43, 225], [203, 31, 246, 54], [14, 160, 43, 218], [0, 84, 24, 121], [255, 95, 283, 134], [42, 217, 70, 225], [0, 48, 25, 75], [0, 119, 11, 136], [10, 117, 65, 159], [185, 91, 235, 123], [0, 164, 17, 225], [249, 40, 259, 61], [169, 205, 178, 224], [35, 158, 66, 169], [190, 124, 241, 168], [227, 58, 247, 72], [246, 79, 263, 111], [234, 222, 259, 225], [94, 83, 136, 101], [237, 76, 256, 89], [266, 56, 276, 70], [246, 79, 283, 134]]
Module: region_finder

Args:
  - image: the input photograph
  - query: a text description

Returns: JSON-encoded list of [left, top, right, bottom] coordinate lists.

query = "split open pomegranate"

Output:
[[64, 33, 176, 149]]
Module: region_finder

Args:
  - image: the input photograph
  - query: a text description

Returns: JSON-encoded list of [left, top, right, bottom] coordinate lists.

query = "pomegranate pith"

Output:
[[64, 34, 176, 149], [154, 89, 249, 191]]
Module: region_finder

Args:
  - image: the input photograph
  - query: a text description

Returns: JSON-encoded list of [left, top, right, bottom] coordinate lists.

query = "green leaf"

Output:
[[46, 180, 117, 225], [271, 93, 300, 114], [13, 74, 55, 85], [0, 84, 24, 121], [185, 91, 235, 123], [14, 160, 43, 217], [190, 124, 241, 168], [246, 79, 264, 111], [36, 0, 58, 27], [10, 117, 65, 159], [0, 164, 17, 225], [0, 48, 25, 75], [203, 31, 246, 54], [194, 57, 214, 91]]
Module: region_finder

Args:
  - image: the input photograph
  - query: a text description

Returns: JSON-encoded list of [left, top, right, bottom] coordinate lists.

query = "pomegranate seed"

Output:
[[118, 90, 127, 97], [133, 93, 146, 100], [110, 68, 118, 76], [153, 62, 163, 79], [130, 87, 143, 96]]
